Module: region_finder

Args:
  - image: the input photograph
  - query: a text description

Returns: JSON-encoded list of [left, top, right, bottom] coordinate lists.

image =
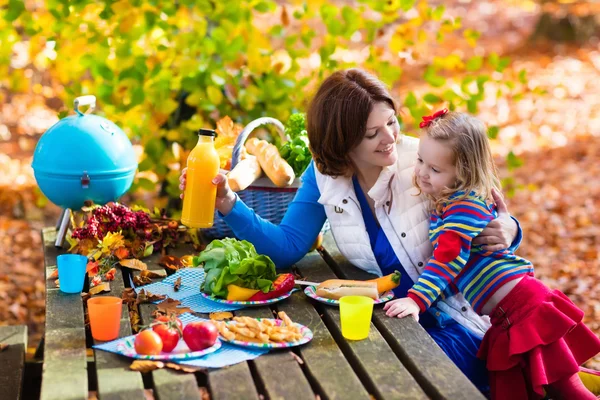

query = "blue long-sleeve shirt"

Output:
[[222, 161, 522, 269]]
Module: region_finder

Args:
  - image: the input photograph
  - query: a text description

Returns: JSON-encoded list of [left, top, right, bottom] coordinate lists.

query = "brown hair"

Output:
[[307, 69, 397, 177], [413, 111, 501, 213]]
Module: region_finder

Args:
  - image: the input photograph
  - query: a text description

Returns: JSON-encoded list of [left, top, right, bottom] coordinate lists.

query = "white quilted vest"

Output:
[[315, 134, 491, 337]]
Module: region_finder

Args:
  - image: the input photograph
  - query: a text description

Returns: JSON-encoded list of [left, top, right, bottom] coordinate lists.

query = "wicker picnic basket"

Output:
[[202, 117, 302, 239]]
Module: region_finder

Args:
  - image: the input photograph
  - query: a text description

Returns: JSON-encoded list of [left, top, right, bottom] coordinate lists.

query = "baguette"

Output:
[[228, 155, 262, 192], [316, 279, 379, 300], [245, 138, 295, 187]]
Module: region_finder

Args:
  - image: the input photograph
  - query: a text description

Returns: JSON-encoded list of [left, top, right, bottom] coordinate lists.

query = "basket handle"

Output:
[[230, 117, 287, 169]]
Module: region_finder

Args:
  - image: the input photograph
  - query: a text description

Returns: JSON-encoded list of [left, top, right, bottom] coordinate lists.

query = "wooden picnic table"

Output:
[[40, 227, 486, 400]]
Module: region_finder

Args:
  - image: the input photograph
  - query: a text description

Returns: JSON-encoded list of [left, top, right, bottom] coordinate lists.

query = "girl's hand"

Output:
[[473, 188, 518, 252], [179, 168, 237, 216], [383, 297, 420, 322]]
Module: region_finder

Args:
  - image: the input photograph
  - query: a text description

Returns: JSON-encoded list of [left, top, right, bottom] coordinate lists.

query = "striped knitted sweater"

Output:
[[407, 192, 533, 315]]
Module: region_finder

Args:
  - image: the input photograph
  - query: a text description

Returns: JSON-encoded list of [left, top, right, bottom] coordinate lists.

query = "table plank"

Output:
[[41, 228, 88, 400], [92, 267, 146, 400], [0, 325, 27, 400], [134, 251, 202, 400], [320, 233, 486, 400], [296, 252, 427, 400]]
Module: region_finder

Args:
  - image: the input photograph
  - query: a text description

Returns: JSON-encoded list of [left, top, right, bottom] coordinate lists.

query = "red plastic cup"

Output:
[[87, 296, 122, 341]]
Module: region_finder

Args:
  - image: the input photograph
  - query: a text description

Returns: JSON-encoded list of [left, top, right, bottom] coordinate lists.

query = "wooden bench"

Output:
[[0, 325, 28, 400], [40, 227, 486, 399]]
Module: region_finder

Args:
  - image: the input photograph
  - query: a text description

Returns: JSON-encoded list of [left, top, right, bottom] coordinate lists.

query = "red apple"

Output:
[[183, 321, 218, 351]]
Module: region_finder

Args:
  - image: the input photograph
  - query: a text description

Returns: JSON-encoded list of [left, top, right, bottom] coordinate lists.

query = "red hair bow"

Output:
[[419, 108, 448, 128]]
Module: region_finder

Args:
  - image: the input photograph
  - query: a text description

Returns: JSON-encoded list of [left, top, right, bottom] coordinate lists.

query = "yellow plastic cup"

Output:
[[339, 295, 374, 340], [87, 296, 122, 341]]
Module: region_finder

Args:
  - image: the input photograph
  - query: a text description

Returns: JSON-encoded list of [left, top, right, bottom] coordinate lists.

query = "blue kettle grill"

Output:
[[32, 95, 138, 246]]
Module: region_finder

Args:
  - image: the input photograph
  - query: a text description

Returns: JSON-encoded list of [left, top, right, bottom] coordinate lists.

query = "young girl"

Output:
[[383, 109, 600, 399]]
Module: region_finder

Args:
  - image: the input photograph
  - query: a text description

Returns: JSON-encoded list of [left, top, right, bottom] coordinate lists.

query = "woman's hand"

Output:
[[473, 188, 518, 252], [179, 168, 237, 216], [383, 297, 420, 321]]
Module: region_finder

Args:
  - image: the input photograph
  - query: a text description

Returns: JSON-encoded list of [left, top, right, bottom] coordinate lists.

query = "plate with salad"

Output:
[[193, 238, 296, 306]]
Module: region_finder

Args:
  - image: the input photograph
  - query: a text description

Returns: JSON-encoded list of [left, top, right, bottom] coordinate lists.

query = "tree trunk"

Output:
[[531, 2, 599, 42]]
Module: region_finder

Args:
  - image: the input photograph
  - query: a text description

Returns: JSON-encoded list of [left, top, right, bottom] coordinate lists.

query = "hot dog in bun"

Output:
[[315, 280, 379, 300]]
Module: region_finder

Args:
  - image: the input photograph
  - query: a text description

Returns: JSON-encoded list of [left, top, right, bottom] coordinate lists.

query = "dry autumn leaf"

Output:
[[89, 282, 111, 295], [120, 259, 148, 271], [48, 269, 58, 279], [133, 275, 152, 287], [209, 312, 233, 321], [164, 362, 203, 373], [136, 289, 166, 304], [154, 298, 192, 316], [130, 310, 141, 332], [141, 269, 167, 279], [122, 288, 137, 306], [130, 360, 164, 372], [159, 255, 182, 272], [174, 277, 181, 292]]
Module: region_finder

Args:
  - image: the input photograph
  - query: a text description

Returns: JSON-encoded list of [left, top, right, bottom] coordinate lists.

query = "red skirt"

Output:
[[478, 275, 600, 399]]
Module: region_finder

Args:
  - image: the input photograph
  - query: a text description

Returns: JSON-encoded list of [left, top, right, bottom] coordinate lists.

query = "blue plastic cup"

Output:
[[57, 254, 88, 293]]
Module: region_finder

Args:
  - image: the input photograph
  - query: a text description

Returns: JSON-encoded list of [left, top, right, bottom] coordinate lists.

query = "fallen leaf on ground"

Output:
[[89, 282, 110, 295], [130, 360, 164, 372], [209, 312, 233, 321], [120, 259, 148, 271]]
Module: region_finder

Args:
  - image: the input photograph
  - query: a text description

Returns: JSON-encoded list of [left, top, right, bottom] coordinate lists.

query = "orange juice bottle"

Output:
[[181, 129, 220, 228]]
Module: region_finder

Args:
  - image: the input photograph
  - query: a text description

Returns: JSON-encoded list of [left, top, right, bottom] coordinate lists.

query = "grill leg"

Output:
[[55, 208, 71, 248]]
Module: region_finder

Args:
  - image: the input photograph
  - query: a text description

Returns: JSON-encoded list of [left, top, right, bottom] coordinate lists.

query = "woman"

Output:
[[180, 69, 520, 393]]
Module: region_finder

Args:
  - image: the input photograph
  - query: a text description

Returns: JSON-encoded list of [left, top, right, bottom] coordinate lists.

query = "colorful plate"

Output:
[[116, 335, 222, 361], [200, 289, 295, 307], [303, 286, 395, 306], [219, 318, 313, 349]]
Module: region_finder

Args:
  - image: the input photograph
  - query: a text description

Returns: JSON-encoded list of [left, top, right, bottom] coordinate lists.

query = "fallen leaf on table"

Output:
[[209, 312, 233, 321], [199, 387, 211, 400], [136, 289, 166, 304], [130, 310, 141, 332], [87, 261, 99, 277], [159, 255, 182, 272], [89, 282, 110, 295], [122, 288, 137, 306], [164, 362, 204, 373], [133, 275, 152, 286], [90, 276, 102, 287], [174, 277, 181, 292], [48, 269, 58, 279], [141, 269, 167, 279], [130, 360, 164, 372], [0, 343, 8, 352], [154, 298, 192, 316], [105, 267, 116, 281], [289, 351, 304, 365], [120, 259, 148, 271]]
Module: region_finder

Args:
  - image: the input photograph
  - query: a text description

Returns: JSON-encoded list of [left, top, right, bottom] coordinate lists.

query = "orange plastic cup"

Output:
[[87, 296, 122, 341]]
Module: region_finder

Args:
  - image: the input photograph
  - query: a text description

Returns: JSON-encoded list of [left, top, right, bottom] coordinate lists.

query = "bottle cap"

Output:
[[198, 129, 217, 137]]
